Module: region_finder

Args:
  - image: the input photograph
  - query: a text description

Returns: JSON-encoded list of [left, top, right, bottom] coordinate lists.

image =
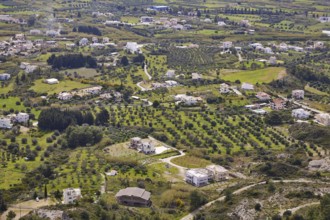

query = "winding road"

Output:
[[136, 63, 152, 91], [144, 63, 152, 80], [180, 179, 327, 220], [160, 150, 187, 178]]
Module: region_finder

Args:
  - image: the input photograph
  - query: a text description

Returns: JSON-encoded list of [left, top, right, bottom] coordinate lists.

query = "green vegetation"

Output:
[[222, 67, 286, 84]]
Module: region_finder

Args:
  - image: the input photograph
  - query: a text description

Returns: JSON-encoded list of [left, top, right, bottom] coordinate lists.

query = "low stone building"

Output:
[[116, 187, 151, 206]]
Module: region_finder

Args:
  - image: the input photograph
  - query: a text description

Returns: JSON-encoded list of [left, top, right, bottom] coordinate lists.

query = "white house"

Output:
[[58, 92, 73, 100], [44, 78, 59, 84], [185, 169, 209, 187], [20, 62, 30, 69], [30, 29, 42, 35], [240, 19, 250, 27], [66, 43, 75, 49], [279, 43, 288, 51], [15, 113, 29, 123], [165, 80, 178, 87], [264, 47, 273, 54], [252, 109, 267, 115], [192, 73, 202, 80], [63, 188, 82, 204], [314, 41, 324, 49], [241, 82, 254, 90], [269, 56, 277, 65], [217, 21, 226, 26], [46, 30, 59, 37], [140, 141, 155, 154], [141, 16, 154, 23], [79, 38, 89, 46], [292, 90, 304, 99], [315, 113, 330, 126], [25, 65, 38, 73], [174, 94, 202, 105], [15, 33, 25, 40], [271, 98, 286, 110], [292, 108, 310, 119], [82, 86, 102, 95], [255, 92, 271, 101], [0, 118, 13, 129], [219, 83, 230, 94], [319, 17, 330, 23], [205, 165, 229, 181], [102, 37, 110, 43], [223, 41, 233, 49], [165, 70, 176, 78], [0, 73, 10, 81], [125, 42, 139, 53], [92, 37, 98, 43]]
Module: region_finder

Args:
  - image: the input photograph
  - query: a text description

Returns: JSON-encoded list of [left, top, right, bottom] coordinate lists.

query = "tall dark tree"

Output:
[[44, 184, 48, 199], [95, 109, 109, 125], [120, 56, 129, 66]]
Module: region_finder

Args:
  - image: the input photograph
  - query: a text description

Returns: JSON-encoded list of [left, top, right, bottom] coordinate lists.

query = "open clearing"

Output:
[[222, 67, 286, 84], [29, 79, 91, 94]]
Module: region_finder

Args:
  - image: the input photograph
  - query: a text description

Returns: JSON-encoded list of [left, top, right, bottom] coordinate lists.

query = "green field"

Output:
[[171, 156, 212, 168], [29, 79, 91, 94], [222, 67, 286, 84]]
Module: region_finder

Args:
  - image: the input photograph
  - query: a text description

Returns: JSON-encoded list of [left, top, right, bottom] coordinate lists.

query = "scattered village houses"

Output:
[[218, 21, 226, 26], [44, 78, 59, 84], [185, 169, 209, 187], [140, 141, 156, 154], [165, 70, 176, 78], [251, 109, 267, 115], [125, 42, 140, 53], [63, 188, 82, 204], [15, 112, 29, 123], [174, 94, 202, 105], [30, 29, 42, 35], [115, 187, 151, 206], [0, 118, 13, 129], [141, 16, 154, 23], [80, 86, 102, 95], [205, 165, 229, 181], [240, 19, 251, 27], [314, 41, 324, 49], [103, 37, 110, 43], [0, 73, 10, 80], [271, 98, 286, 110], [79, 38, 89, 46], [130, 137, 142, 149], [241, 82, 254, 90], [292, 89, 304, 99], [219, 83, 230, 94], [269, 56, 277, 65], [318, 16, 330, 23], [292, 108, 310, 119], [222, 41, 233, 49], [92, 37, 98, 43], [192, 72, 202, 80], [58, 92, 73, 100], [255, 92, 271, 101], [315, 113, 330, 126]]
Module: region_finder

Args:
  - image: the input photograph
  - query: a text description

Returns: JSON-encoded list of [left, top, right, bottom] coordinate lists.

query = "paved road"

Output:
[[279, 202, 320, 216], [100, 173, 106, 194], [160, 151, 187, 178], [1, 199, 55, 220], [181, 179, 326, 220], [136, 81, 151, 91], [144, 63, 152, 80], [278, 95, 324, 114], [237, 52, 244, 62]]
